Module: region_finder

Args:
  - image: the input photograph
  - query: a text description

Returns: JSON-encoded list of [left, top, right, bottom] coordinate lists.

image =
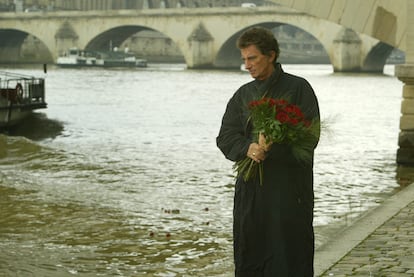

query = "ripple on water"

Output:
[[0, 65, 403, 275]]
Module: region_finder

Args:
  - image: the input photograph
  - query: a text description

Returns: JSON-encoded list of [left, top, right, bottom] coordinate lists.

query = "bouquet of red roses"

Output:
[[234, 97, 319, 185]]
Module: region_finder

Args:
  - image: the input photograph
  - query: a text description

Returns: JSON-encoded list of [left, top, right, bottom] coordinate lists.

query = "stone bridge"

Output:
[[1, 1, 413, 177], [268, 0, 414, 180], [0, 5, 401, 72]]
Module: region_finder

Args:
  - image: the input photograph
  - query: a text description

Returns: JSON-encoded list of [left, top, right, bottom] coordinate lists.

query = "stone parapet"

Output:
[[396, 64, 414, 84], [401, 99, 414, 114], [396, 64, 414, 179], [397, 147, 414, 164], [399, 131, 414, 148], [400, 115, 414, 130], [403, 84, 414, 97]]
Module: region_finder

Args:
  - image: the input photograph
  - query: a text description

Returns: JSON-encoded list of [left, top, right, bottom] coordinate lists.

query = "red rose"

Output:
[[289, 118, 299, 125], [276, 111, 289, 123]]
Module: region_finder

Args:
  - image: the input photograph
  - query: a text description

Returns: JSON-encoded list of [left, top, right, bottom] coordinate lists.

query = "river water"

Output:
[[0, 64, 403, 276]]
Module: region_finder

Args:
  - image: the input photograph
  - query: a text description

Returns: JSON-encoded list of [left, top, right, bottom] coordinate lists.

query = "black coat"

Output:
[[216, 64, 320, 276]]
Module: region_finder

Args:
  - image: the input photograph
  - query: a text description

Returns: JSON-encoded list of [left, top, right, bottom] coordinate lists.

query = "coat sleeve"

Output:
[[298, 79, 320, 150], [216, 93, 251, 162]]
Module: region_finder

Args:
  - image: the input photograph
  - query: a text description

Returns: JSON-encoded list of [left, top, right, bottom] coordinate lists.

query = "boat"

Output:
[[56, 48, 103, 67], [0, 71, 47, 128], [102, 50, 148, 68], [57, 48, 147, 68]]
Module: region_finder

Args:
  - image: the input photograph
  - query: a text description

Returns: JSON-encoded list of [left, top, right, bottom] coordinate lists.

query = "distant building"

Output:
[[0, 0, 269, 11]]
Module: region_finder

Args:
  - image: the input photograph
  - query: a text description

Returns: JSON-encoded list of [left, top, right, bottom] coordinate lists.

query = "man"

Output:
[[216, 27, 320, 276]]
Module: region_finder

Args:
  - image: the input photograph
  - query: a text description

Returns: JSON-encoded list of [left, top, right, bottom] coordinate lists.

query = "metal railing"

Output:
[[0, 71, 46, 108]]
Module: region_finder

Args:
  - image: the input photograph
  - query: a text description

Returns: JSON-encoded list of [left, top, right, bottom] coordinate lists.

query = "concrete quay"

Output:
[[315, 182, 414, 276]]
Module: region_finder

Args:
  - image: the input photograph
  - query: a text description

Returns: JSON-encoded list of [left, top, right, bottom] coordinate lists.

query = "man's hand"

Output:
[[247, 143, 266, 162], [259, 133, 272, 152]]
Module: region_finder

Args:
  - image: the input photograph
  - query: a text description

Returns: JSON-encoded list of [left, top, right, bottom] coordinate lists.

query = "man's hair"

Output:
[[236, 27, 280, 62]]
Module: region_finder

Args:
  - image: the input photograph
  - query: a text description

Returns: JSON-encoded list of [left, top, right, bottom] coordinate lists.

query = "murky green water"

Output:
[[0, 64, 402, 276]]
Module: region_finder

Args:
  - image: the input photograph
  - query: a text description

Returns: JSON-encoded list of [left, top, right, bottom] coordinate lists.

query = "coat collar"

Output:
[[254, 63, 283, 96]]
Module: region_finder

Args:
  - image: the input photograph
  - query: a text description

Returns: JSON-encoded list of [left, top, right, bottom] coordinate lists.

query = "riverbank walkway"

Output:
[[316, 182, 414, 276]]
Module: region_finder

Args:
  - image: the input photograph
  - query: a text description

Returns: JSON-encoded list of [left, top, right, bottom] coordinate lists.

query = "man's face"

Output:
[[241, 44, 275, 80]]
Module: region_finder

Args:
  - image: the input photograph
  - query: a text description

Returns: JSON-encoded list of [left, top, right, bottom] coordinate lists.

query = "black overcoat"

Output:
[[216, 64, 320, 277]]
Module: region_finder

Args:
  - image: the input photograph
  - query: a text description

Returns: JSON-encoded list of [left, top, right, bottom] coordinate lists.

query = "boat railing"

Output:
[[0, 71, 46, 107]]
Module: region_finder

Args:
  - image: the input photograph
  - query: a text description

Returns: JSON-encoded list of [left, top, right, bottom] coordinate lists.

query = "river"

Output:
[[0, 63, 403, 276]]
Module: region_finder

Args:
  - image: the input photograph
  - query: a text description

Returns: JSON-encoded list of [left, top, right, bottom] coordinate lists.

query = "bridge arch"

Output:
[[214, 22, 331, 69], [212, 18, 389, 72], [363, 41, 394, 72], [0, 7, 397, 72], [86, 26, 151, 51], [0, 29, 53, 63], [49, 17, 188, 64], [206, 10, 377, 70], [81, 25, 186, 64]]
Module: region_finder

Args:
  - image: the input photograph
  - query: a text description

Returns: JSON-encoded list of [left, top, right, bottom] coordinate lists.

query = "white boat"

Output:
[[56, 48, 103, 67], [0, 71, 47, 128], [57, 48, 147, 68]]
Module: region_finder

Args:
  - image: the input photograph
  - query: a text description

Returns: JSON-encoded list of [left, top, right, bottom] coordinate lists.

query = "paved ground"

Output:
[[315, 182, 414, 276]]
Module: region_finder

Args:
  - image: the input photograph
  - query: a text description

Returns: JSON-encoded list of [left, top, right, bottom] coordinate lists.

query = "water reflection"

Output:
[[0, 185, 233, 276], [0, 112, 64, 140]]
